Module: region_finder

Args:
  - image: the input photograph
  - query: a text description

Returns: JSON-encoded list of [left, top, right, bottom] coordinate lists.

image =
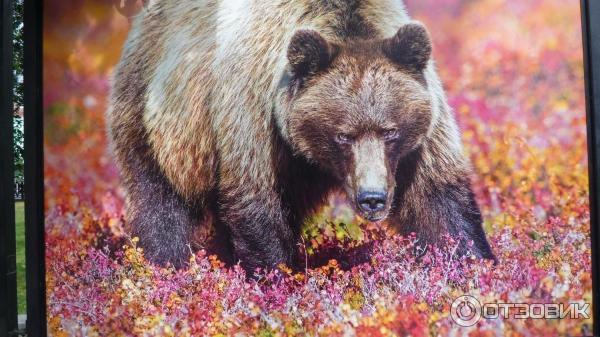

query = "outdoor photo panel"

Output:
[[41, 0, 594, 335]]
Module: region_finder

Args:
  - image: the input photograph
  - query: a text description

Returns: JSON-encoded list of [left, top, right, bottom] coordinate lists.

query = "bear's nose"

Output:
[[357, 191, 387, 212]]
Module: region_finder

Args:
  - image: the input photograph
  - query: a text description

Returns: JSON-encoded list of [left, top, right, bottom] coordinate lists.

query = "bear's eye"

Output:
[[335, 133, 354, 144], [383, 129, 400, 141]]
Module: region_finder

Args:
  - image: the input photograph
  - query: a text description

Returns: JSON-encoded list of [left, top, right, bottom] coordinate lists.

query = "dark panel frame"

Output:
[[582, 0, 600, 336], [0, 0, 16, 335], [24, 0, 44, 336], [11, 0, 600, 336]]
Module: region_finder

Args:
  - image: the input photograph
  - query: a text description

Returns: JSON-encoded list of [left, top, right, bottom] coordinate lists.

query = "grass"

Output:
[[15, 201, 26, 314]]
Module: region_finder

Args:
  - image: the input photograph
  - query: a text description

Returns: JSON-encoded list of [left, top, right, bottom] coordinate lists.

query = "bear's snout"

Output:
[[348, 136, 394, 222], [357, 190, 387, 213]]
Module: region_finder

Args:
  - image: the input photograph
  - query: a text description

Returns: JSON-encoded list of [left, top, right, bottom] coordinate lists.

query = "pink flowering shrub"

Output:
[[44, 0, 592, 335]]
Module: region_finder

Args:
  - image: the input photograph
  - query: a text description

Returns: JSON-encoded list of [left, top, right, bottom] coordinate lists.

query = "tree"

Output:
[[13, 0, 24, 191]]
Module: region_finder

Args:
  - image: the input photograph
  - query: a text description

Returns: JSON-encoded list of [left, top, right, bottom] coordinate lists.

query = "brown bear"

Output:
[[108, 0, 495, 272]]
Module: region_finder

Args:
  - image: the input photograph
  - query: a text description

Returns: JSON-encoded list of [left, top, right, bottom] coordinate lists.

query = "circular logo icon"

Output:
[[450, 295, 482, 327]]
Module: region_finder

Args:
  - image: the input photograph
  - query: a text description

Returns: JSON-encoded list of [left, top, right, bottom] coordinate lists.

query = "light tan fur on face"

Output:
[[351, 136, 388, 195], [349, 135, 393, 220]]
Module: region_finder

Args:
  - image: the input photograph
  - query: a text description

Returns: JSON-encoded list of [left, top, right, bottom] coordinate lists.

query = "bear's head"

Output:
[[285, 22, 433, 222]]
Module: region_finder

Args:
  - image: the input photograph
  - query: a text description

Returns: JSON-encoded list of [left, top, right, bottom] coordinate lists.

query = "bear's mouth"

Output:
[[358, 209, 389, 223], [364, 213, 387, 222]]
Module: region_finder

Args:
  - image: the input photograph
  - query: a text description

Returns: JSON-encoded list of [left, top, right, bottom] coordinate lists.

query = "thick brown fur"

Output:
[[108, 0, 495, 272]]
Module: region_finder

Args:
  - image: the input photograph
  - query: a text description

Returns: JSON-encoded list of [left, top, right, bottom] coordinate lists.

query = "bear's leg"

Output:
[[392, 180, 495, 260], [124, 149, 203, 269], [217, 184, 297, 274], [450, 187, 496, 260], [390, 150, 496, 261], [427, 182, 496, 260]]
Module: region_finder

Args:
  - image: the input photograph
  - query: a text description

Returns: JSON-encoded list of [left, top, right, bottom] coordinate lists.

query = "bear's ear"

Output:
[[383, 22, 432, 73], [287, 30, 336, 78]]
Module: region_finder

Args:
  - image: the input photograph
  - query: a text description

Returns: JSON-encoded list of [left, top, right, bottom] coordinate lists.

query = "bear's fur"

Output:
[[108, 0, 495, 272]]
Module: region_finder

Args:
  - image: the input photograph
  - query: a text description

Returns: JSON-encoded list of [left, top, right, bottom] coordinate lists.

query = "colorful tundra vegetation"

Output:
[[44, 0, 591, 335]]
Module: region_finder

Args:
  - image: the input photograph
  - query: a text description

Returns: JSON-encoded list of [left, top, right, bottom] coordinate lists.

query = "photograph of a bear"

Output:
[[108, 0, 496, 272]]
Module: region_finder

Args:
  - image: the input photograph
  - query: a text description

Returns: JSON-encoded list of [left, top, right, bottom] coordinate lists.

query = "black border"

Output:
[[16, 0, 600, 336], [24, 0, 44, 336], [0, 0, 17, 335], [583, 0, 600, 336]]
